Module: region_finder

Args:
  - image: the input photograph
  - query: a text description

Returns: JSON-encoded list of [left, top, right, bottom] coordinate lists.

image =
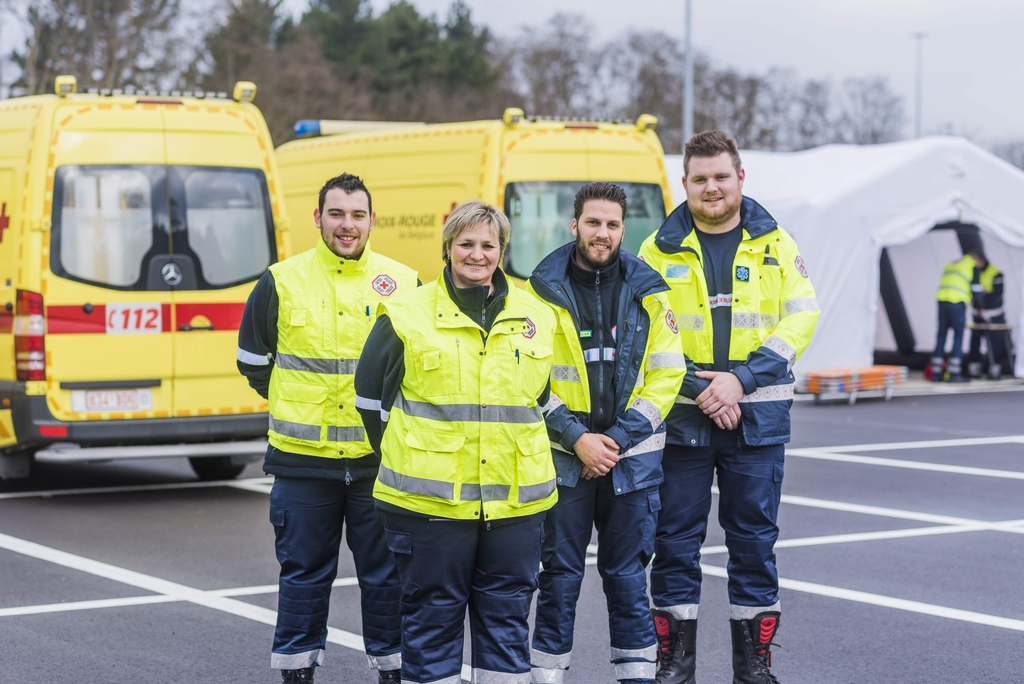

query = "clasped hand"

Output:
[[574, 432, 620, 480], [694, 370, 745, 430]]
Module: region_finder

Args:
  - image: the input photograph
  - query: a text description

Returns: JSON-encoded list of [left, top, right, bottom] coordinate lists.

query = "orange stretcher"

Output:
[[801, 365, 908, 404]]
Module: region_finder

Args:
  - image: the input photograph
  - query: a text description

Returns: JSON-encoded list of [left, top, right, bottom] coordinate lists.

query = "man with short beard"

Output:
[[639, 131, 819, 684], [527, 182, 686, 684]]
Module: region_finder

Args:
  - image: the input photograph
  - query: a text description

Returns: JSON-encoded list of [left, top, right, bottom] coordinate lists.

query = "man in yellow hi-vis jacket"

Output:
[[639, 130, 819, 684], [237, 174, 417, 684], [932, 251, 980, 382]]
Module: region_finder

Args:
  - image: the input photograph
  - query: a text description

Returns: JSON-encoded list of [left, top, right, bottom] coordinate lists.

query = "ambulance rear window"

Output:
[[57, 168, 155, 287], [504, 181, 666, 278], [182, 169, 272, 286]]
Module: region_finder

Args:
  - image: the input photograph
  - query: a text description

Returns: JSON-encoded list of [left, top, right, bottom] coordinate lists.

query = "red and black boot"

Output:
[[730, 611, 781, 684], [652, 609, 696, 684]]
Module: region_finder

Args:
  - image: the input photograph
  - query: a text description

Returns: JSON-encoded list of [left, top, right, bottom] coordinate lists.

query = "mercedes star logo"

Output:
[[161, 262, 183, 286]]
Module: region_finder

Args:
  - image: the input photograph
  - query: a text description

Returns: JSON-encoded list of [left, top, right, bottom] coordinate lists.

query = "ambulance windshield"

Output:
[[504, 181, 666, 278]]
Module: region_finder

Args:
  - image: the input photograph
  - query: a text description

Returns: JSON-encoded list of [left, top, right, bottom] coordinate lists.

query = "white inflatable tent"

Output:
[[663, 137, 1024, 377]]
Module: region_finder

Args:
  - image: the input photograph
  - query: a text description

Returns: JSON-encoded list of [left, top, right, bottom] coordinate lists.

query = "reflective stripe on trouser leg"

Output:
[[530, 649, 571, 684], [271, 650, 325, 670], [730, 601, 781, 620], [471, 669, 532, 683], [367, 652, 402, 671], [404, 676, 462, 684], [610, 645, 657, 681], [652, 604, 699, 621]]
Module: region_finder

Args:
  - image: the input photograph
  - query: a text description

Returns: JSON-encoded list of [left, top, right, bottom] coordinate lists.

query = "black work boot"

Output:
[[281, 667, 315, 683], [652, 609, 696, 684], [730, 611, 781, 684], [378, 669, 401, 683]]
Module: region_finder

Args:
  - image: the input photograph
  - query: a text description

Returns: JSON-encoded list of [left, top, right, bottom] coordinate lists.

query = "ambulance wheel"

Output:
[[189, 456, 246, 481]]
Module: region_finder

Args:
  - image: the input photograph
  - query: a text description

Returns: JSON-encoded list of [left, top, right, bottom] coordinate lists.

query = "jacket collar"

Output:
[[316, 237, 373, 274], [653, 196, 778, 255], [530, 242, 667, 309]]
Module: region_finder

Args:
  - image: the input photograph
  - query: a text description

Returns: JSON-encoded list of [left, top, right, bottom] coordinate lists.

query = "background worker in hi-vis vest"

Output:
[[237, 174, 418, 684], [526, 182, 686, 684], [639, 130, 819, 684], [931, 250, 982, 382], [355, 201, 558, 684]]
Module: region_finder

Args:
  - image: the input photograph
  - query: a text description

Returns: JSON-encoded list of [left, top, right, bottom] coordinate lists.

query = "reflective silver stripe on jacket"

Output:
[[471, 668, 532, 684], [269, 416, 321, 441], [782, 297, 820, 317], [677, 314, 704, 330], [763, 334, 797, 371], [629, 397, 663, 431], [460, 483, 512, 502], [675, 383, 794, 405], [378, 464, 454, 500], [394, 393, 543, 424], [519, 478, 557, 503], [732, 313, 779, 329], [276, 353, 358, 375], [583, 347, 616, 363], [326, 426, 366, 442], [552, 365, 582, 383], [622, 431, 666, 458], [542, 393, 565, 415], [647, 352, 687, 369], [355, 395, 381, 412], [237, 347, 271, 366]]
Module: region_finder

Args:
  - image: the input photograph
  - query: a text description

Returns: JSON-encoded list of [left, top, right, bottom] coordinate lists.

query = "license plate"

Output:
[[71, 389, 153, 412]]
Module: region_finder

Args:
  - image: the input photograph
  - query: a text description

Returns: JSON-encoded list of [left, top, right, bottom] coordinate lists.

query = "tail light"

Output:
[[15, 290, 45, 381]]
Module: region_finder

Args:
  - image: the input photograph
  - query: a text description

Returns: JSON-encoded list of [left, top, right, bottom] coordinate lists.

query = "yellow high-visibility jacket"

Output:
[[266, 240, 417, 459], [527, 244, 686, 493], [937, 255, 977, 305], [373, 276, 558, 521], [639, 197, 819, 447]]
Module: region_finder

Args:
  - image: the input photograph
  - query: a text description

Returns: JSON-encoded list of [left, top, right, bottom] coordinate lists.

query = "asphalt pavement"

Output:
[[2, 387, 1024, 683]]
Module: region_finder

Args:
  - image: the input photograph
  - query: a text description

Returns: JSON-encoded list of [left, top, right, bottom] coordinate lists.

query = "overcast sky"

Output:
[[276, 0, 1024, 143]]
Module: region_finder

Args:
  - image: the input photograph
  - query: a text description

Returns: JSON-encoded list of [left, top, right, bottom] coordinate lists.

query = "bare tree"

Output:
[[834, 76, 905, 144], [992, 140, 1024, 170], [607, 30, 685, 151], [514, 13, 597, 118]]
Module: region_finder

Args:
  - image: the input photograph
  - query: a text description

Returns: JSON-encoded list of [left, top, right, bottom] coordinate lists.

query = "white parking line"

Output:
[[809, 435, 1024, 453], [701, 564, 1024, 632], [0, 477, 275, 500], [787, 448, 1024, 480]]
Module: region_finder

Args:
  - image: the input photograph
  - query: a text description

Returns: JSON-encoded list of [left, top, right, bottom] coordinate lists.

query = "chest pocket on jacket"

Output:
[[510, 340, 553, 399], [283, 297, 326, 351], [412, 344, 464, 397]]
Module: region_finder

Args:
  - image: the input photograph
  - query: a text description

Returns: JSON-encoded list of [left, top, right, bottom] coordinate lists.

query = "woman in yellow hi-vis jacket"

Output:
[[355, 201, 557, 684]]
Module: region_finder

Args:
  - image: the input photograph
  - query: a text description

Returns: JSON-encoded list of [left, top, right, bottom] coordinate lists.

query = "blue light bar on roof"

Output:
[[294, 120, 321, 137]]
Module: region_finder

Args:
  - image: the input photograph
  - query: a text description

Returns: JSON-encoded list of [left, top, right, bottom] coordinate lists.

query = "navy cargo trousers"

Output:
[[531, 475, 660, 683], [269, 475, 402, 672], [650, 428, 785, 621]]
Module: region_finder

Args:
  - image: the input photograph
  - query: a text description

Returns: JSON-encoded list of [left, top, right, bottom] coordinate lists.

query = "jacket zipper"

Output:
[[595, 270, 604, 428]]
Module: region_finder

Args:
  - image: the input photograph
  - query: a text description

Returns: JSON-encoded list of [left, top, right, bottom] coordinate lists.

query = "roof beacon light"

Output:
[[55, 75, 77, 97], [294, 120, 322, 137], [503, 107, 524, 126], [636, 114, 658, 132], [233, 81, 257, 103]]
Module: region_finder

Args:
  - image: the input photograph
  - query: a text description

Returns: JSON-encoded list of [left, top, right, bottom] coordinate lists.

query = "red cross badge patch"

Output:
[[665, 309, 679, 334], [372, 274, 398, 296], [523, 317, 536, 339], [794, 255, 809, 278]]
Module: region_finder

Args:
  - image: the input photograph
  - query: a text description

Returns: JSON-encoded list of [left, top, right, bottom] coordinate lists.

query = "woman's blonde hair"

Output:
[[440, 201, 511, 262]]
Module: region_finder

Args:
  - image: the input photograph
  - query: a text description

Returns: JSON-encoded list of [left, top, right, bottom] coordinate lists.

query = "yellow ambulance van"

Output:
[[275, 109, 672, 281], [0, 76, 288, 480]]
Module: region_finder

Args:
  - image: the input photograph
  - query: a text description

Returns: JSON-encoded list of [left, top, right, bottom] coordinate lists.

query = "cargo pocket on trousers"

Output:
[[269, 505, 287, 563], [384, 528, 419, 592], [641, 489, 662, 565]]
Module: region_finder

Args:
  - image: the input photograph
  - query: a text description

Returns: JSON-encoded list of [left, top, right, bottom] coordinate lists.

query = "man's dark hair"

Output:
[[318, 173, 372, 214], [683, 129, 742, 176], [573, 182, 627, 221]]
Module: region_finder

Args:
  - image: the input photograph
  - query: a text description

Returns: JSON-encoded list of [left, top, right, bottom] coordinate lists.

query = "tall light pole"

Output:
[[913, 32, 927, 138], [682, 0, 694, 149]]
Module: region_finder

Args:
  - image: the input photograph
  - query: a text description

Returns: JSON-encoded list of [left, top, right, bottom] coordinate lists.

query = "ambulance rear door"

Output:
[[44, 103, 175, 422], [163, 105, 277, 419]]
